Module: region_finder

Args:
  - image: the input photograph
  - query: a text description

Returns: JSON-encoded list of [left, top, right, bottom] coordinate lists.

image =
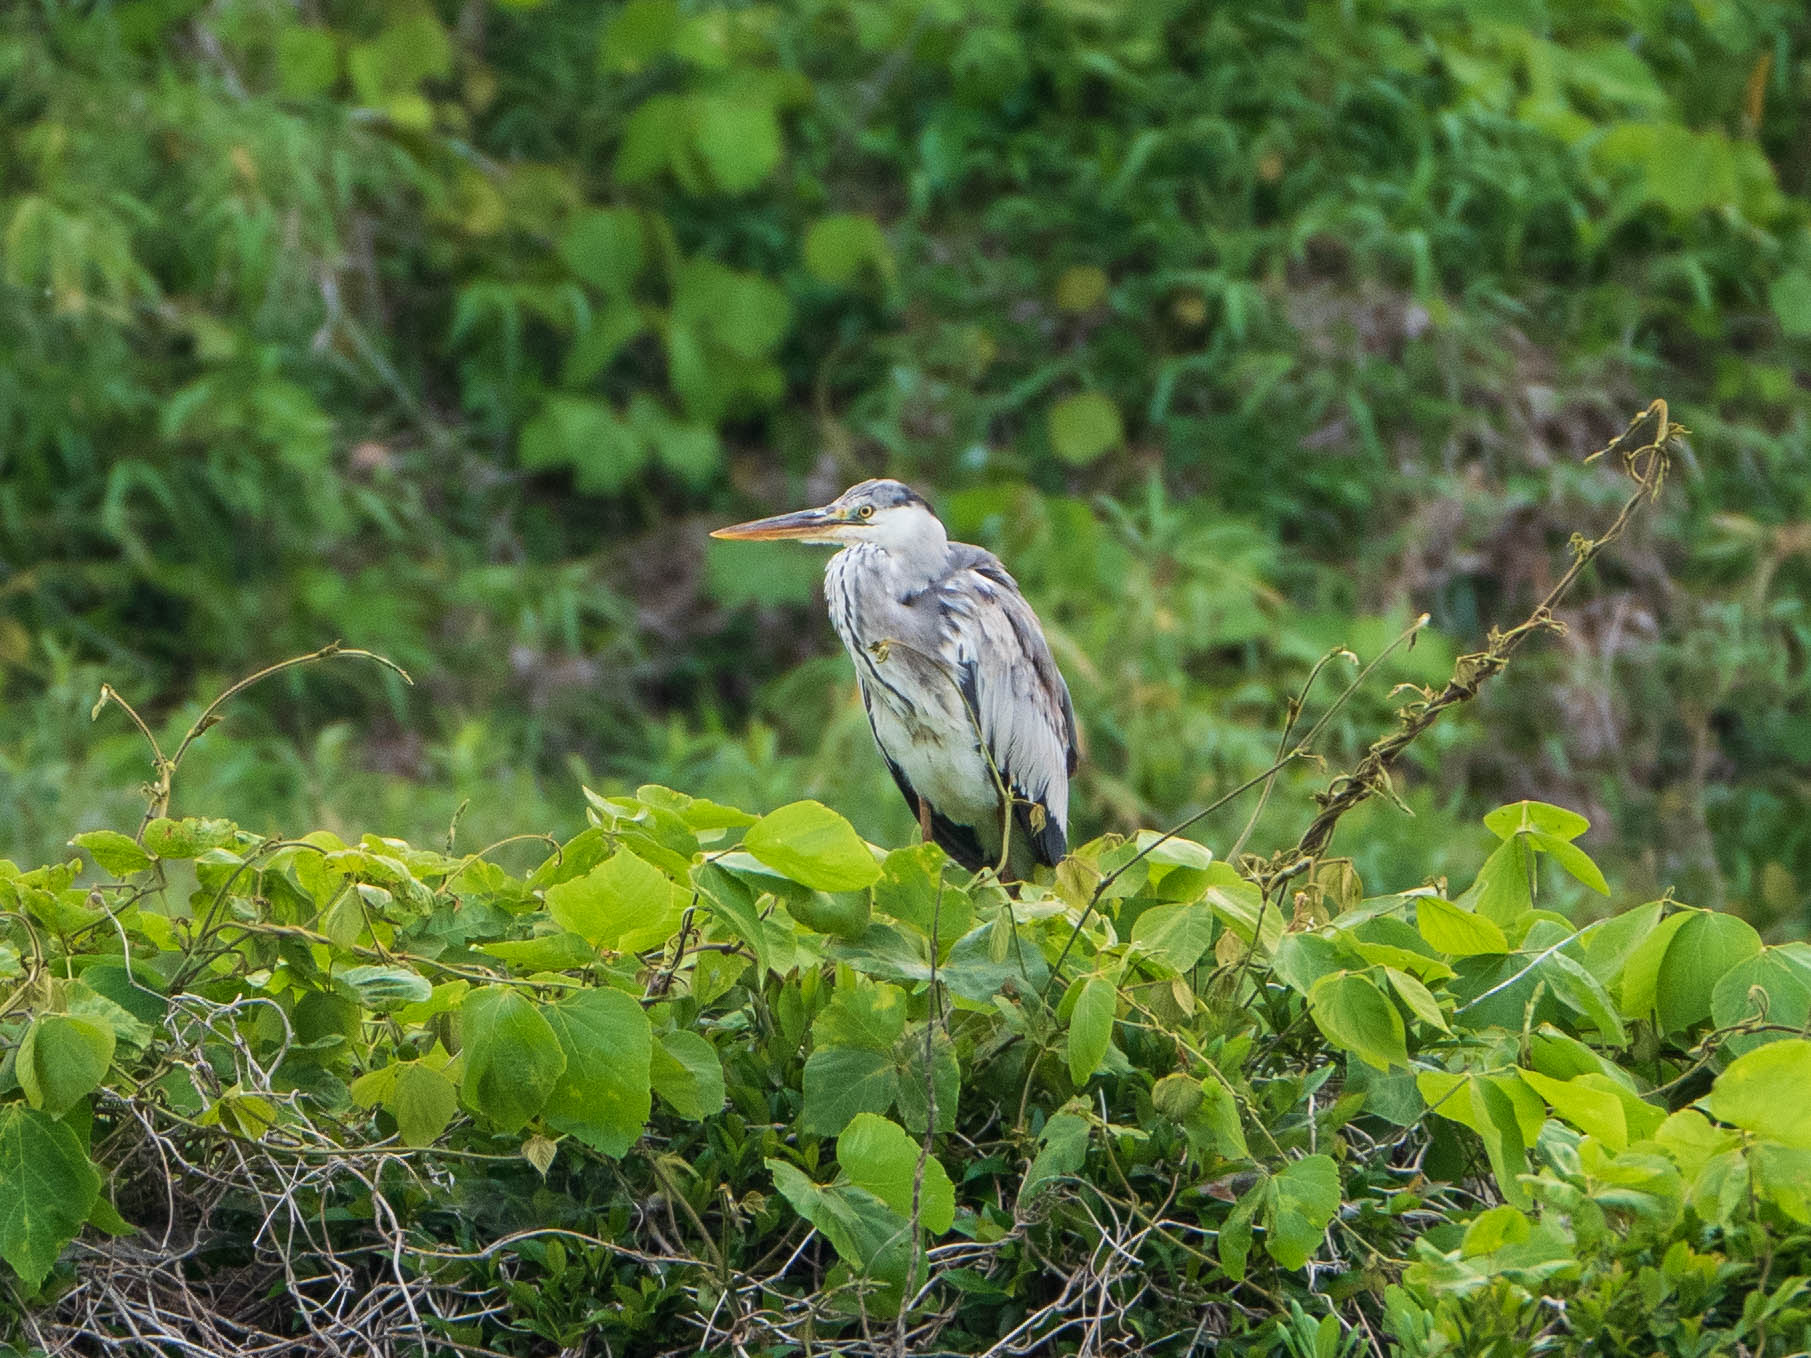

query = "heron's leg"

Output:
[[917, 796, 933, 845]]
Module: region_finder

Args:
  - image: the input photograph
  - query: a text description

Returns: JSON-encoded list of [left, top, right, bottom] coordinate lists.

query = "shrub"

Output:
[[4, 782, 1809, 1355]]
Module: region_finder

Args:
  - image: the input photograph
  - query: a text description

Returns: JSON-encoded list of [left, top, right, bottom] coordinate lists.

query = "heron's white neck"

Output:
[[855, 503, 949, 593]]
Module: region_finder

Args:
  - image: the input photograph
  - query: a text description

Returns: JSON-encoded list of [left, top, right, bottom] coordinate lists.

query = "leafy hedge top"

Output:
[[4, 781, 1809, 1354]]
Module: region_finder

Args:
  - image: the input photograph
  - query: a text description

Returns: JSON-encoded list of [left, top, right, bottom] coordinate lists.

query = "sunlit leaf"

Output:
[[545, 848, 685, 953], [743, 801, 880, 892], [541, 989, 653, 1157], [1308, 972, 1407, 1071], [19, 1014, 114, 1117], [1708, 1040, 1811, 1148], [837, 1112, 954, 1233], [1046, 392, 1124, 466], [1416, 896, 1507, 956], [70, 830, 150, 877]]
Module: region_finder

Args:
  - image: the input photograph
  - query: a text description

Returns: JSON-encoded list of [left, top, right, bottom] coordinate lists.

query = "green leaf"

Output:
[[478, 932, 598, 972], [19, 1014, 115, 1117], [614, 92, 689, 184], [1272, 932, 1359, 997], [1053, 264, 1109, 312], [338, 964, 433, 1014], [813, 979, 908, 1052], [872, 841, 972, 947], [628, 394, 721, 487], [1417, 1071, 1531, 1207], [1218, 1181, 1261, 1281], [560, 299, 646, 386], [85, 1194, 134, 1239], [1416, 896, 1508, 956], [1464, 836, 1533, 926], [1066, 976, 1116, 1085], [558, 208, 645, 295], [541, 989, 653, 1157], [598, 0, 680, 72], [457, 987, 566, 1133], [1046, 392, 1124, 466], [1482, 801, 1590, 842], [1541, 951, 1626, 1044], [1130, 901, 1218, 973], [649, 1030, 726, 1120], [837, 1113, 955, 1233], [1461, 1204, 1530, 1255], [1529, 832, 1608, 895], [347, 13, 452, 102], [672, 258, 792, 361], [1576, 901, 1662, 989], [141, 817, 236, 859], [1264, 1154, 1339, 1269], [743, 801, 880, 892], [391, 1064, 458, 1148], [519, 395, 647, 495], [766, 1159, 914, 1288], [893, 1027, 960, 1135], [1203, 869, 1282, 951], [1617, 908, 1692, 1021], [0, 1105, 101, 1289], [1712, 949, 1811, 1056], [1655, 911, 1763, 1033], [802, 1044, 898, 1136], [1384, 966, 1450, 1033], [1020, 1108, 1089, 1205], [1520, 1067, 1630, 1151], [1153, 1074, 1204, 1120], [276, 26, 340, 99], [71, 830, 151, 877], [803, 214, 892, 288], [1185, 1079, 1249, 1160], [1307, 972, 1407, 1071], [693, 95, 782, 194], [1753, 1143, 1811, 1221], [1769, 269, 1811, 339], [1708, 1040, 1811, 1148], [545, 848, 685, 953]]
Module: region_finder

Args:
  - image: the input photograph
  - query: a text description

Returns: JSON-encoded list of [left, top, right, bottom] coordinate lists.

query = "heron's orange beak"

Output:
[[710, 505, 844, 541]]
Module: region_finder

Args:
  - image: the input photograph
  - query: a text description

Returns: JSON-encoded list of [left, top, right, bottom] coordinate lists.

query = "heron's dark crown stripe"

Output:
[[840, 478, 930, 512]]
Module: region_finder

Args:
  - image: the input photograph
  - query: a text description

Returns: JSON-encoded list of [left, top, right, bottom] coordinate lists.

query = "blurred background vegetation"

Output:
[[2, 0, 1808, 935]]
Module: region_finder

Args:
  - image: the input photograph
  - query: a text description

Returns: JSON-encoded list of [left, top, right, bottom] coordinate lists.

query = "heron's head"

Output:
[[711, 479, 943, 550]]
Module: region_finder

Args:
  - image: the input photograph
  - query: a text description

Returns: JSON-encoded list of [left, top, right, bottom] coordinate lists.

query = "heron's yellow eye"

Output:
[[857, 504, 874, 519]]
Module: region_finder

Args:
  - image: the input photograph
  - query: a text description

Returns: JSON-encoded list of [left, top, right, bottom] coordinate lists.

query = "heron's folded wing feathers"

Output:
[[938, 548, 1077, 835]]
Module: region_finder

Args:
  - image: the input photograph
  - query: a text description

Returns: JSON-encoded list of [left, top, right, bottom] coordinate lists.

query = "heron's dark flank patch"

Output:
[[926, 807, 988, 872]]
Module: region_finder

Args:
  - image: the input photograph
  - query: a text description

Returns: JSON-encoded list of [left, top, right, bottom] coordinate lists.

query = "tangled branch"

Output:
[[1267, 399, 1682, 878]]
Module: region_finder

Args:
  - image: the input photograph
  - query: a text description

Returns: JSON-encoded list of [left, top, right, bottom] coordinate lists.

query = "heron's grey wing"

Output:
[[939, 546, 1078, 864]]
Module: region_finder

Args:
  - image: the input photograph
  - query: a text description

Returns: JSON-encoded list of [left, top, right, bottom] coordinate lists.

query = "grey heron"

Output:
[[713, 479, 1079, 877]]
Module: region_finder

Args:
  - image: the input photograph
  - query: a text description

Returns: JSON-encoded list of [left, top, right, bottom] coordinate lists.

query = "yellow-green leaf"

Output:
[[743, 801, 881, 892]]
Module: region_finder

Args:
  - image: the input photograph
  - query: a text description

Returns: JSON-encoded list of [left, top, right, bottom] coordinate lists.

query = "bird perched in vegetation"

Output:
[[713, 479, 1078, 877]]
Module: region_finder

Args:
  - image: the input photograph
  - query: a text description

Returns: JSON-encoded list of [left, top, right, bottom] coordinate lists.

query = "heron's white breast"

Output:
[[825, 545, 1003, 825], [865, 687, 1000, 824]]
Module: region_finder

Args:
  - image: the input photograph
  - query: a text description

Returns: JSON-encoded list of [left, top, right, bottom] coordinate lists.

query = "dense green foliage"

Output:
[[3, 0, 1811, 932], [4, 760, 1811, 1353]]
